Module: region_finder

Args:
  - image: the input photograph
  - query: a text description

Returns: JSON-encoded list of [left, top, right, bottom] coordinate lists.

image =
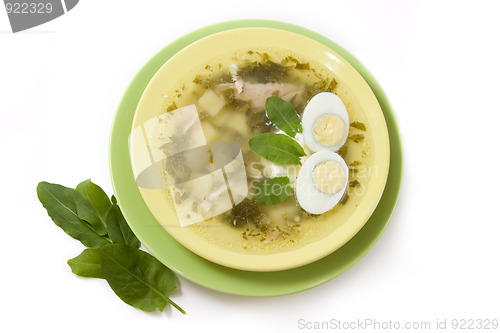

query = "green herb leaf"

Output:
[[339, 192, 349, 205], [349, 134, 364, 143], [74, 196, 107, 236], [100, 244, 184, 314], [255, 177, 292, 206], [349, 180, 360, 187], [338, 144, 348, 158], [249, 133, 306, 165], [67, 248, 104, 279], [350, 121, 366, 131], [37, 182, 111, 248], [75, 179, 112, 236], [265, 96, 302, 137], [106, 196, 141, 248]]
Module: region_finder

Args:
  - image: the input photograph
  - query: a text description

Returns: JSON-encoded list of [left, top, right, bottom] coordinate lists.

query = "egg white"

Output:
[[295, 150, 349, 214], [302, 92, 349, 152]]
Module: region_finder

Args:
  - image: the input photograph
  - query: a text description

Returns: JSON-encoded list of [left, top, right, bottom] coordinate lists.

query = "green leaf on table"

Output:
[[265, 96, 302, 137], [105, 196, 141, 248], [100, 244, 185, 314], [37, 182, 111, 248], [249, 133, 306, 165], [74, 196, 107, 236], [255, 177, 292, 206], [67, 248, 104, 279], [75, 179, 111, 235]]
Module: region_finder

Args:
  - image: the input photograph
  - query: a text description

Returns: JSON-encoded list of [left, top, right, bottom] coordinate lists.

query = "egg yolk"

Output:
[[313, 114, 346, 147], [312, 161, 346, 195]]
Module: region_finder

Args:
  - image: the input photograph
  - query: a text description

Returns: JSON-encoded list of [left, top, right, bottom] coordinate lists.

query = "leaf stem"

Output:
[[167, 298, 186, 314]]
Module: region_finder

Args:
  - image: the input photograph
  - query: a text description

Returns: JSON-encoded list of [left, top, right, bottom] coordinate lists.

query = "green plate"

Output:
[[109, 19, 403, 296]]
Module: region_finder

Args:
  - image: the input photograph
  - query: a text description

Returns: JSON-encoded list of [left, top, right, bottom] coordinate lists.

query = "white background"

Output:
[[1, 1, 499, 332]]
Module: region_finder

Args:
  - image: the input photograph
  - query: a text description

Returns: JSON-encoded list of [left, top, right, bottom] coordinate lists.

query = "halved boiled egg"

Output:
[[302, 92, 349, 152], [295, 150, 349, 214]]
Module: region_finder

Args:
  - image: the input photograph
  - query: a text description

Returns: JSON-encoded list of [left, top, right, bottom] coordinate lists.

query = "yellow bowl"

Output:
[[129, 28, 390, 272]]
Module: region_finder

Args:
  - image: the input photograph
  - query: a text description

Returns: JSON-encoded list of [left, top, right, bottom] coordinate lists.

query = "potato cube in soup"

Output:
[[211, 109, 231, 127], [227, 112, 250, 137], [198, 89, 226, 117]]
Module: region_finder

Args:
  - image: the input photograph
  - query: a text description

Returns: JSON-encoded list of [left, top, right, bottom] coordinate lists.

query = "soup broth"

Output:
[[156, 48, 372, 255]]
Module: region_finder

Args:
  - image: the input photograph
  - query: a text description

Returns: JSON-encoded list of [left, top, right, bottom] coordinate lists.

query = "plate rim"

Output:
[[109, 19, 403, 296]]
